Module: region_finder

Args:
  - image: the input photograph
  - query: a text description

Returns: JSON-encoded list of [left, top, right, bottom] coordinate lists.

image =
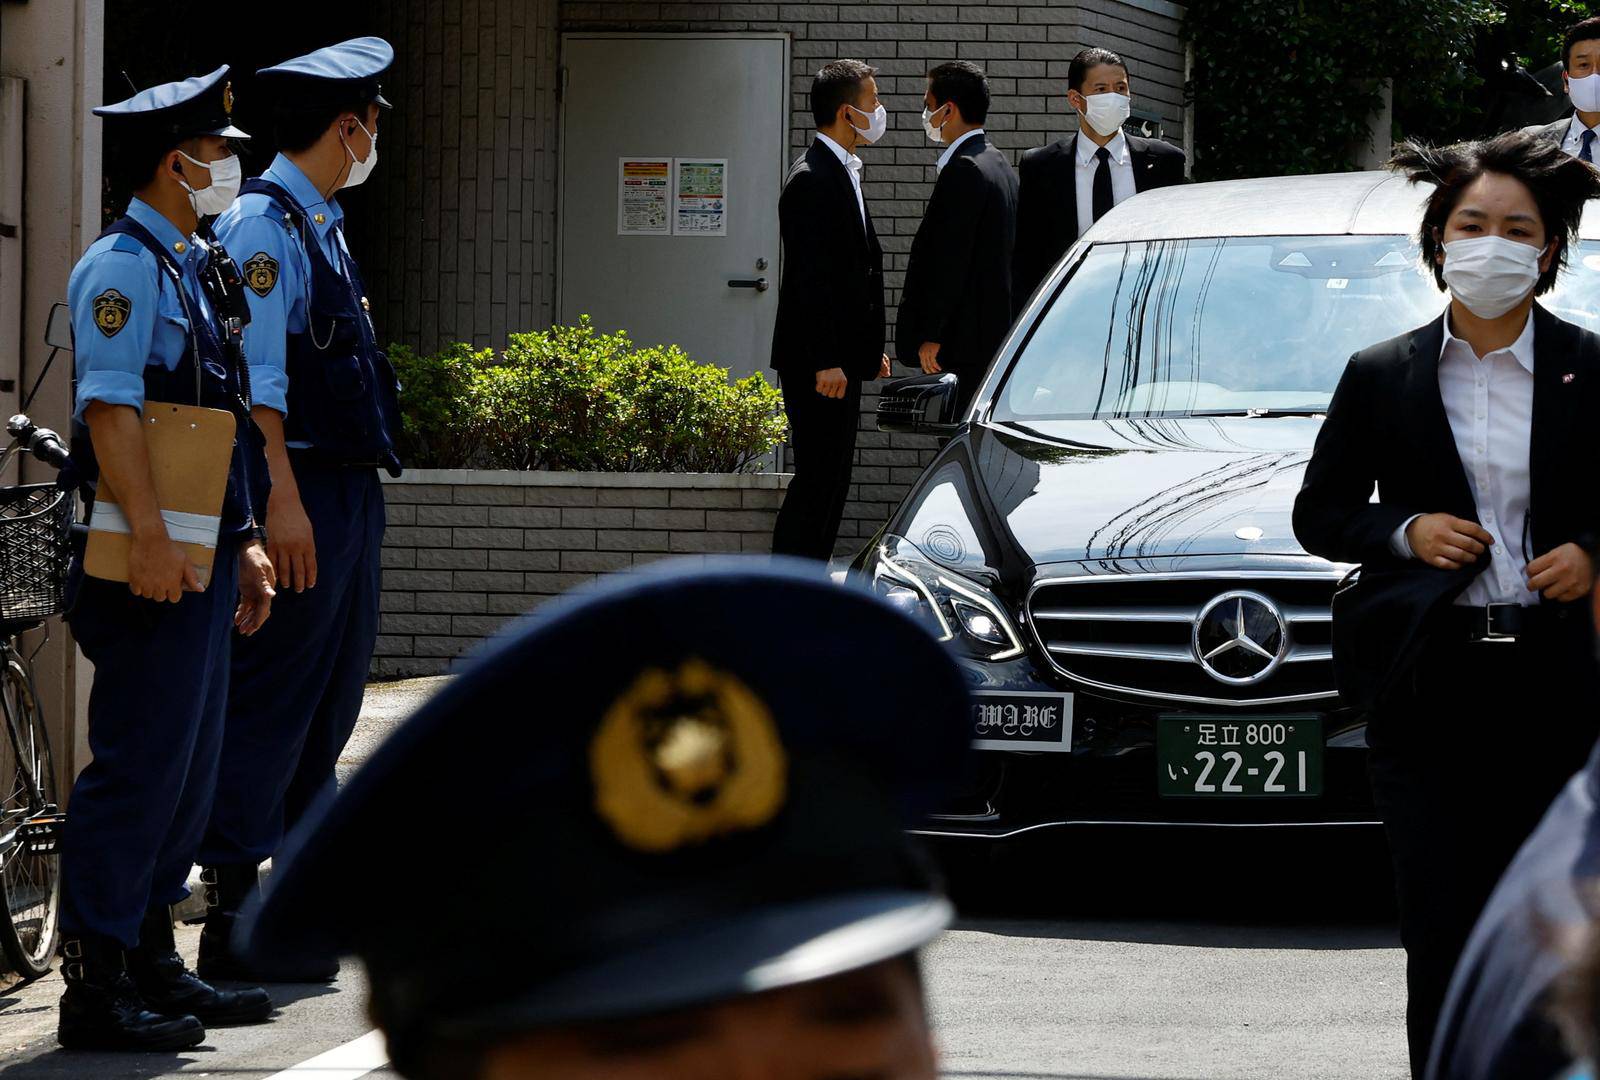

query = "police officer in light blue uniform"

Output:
[[198, 37, 400, 982], [57, 67, 276, 1051]]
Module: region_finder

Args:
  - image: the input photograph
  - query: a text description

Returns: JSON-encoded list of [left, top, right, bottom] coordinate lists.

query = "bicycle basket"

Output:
[[0, 484, 74, 622]]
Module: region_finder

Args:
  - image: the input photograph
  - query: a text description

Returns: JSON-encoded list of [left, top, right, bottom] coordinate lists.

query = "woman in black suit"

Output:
[[1294, 131, 1600, 1079]]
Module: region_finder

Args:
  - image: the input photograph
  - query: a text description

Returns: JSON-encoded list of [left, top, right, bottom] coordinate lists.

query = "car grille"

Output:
[[1027, 573, 1341, 706]]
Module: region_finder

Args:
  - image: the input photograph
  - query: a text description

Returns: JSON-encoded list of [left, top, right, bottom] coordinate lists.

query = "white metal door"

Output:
[[558, 34, 787, 383]]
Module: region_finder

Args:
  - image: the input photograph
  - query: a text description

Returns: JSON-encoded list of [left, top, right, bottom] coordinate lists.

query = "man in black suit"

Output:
[[1525, 17, 1600, 161], [896, 60, 1018, 415], [770, 59, 890, 561], [1012, 47, 1187, 315], [1293, 131, 1600, 1080]]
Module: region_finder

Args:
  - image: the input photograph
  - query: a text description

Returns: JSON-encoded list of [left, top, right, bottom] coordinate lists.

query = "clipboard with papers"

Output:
[[83, 402, 237, 591]]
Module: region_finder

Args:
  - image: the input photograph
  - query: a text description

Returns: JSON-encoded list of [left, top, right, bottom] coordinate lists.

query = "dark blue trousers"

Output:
[[60, 539, 240, 947], [200, 464, 383, 867]]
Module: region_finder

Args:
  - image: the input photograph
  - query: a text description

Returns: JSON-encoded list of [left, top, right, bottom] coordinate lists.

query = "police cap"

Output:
[[241, 557, 972, 1061], [256, 36, 394, 110], [93, 65, 248, 141]]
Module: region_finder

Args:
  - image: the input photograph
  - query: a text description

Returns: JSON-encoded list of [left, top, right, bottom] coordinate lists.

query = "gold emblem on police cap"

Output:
[[223, 81, 234, 116], [591, 659, 787, 853], [91, 289, 131, 338]]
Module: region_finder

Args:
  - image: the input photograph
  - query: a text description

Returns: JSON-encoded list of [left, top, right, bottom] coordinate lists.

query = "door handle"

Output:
[[728, 277, 770, 292]]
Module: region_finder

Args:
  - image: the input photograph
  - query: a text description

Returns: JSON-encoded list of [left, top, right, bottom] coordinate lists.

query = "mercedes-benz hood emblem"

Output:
[[1193, 591, 1288, 685]]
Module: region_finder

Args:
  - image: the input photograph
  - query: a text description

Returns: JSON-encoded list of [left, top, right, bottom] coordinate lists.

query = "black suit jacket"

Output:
[[895, 132, 1019, 373], [770, 138, 885, 381], [1011, 133, 1187, 314], [1292, 305, 1600, 709]]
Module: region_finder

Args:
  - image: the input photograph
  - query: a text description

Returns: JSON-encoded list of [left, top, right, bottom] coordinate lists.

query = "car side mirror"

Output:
[[44, 302, 73, 351], [877, 373, 961, 435]]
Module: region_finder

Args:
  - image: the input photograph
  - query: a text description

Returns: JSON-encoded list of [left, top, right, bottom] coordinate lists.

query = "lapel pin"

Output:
[[1564, 372, 1576, 384]]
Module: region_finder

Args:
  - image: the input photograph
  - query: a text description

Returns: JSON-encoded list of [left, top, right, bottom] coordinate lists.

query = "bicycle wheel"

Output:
[[0, 650, 60, 979]]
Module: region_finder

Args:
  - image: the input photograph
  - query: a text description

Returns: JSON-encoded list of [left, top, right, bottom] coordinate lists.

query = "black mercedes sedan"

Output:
[[858, 171, 1600, 838]]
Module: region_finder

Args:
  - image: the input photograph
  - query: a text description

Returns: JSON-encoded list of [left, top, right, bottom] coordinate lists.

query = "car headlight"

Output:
[[866, 536, 1025, 661]]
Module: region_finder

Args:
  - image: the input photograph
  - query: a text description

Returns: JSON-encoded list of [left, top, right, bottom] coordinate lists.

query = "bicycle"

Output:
[[0, 318, 76, 979]]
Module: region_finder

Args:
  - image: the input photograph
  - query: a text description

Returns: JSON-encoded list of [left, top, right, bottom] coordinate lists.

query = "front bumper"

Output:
[[920, 654, 1379, 838]]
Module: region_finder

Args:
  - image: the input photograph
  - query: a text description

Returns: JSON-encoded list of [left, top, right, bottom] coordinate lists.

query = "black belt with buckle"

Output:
[[1444, 603, 1539, 643]]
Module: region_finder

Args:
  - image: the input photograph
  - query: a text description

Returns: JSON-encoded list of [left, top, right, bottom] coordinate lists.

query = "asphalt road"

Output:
[[0, 679, 1407, 1079]]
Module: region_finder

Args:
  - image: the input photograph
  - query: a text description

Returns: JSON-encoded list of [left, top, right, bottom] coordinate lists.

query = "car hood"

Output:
[[887, 417, 1324, 572]]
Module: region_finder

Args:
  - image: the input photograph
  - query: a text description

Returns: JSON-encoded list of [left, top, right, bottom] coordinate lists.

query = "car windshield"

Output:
[[994, 235, 1600, 421]]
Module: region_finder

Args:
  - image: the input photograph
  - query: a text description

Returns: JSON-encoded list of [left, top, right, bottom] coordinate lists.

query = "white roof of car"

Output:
[[1087, 170, 1600, 242]]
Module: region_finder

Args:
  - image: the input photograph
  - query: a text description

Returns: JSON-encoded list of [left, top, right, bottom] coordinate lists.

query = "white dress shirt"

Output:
[[936, 127, 984, 175], [1562, 114, 1600, 160], [816, 132, 865, 227], [1075, 128, 1138, 238], [1390, 313, 1537, 606]]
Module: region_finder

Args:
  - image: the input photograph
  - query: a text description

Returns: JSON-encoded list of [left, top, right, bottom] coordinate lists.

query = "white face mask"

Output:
[[847, 102, 887, 145], [1441, 235, 1547, 319], [340, 119, 378, 190], [1081, 91, 1132, 138], [1571, 72, 1600, 113], [921, 104, 948, 144], [177, 151, 241, 217]]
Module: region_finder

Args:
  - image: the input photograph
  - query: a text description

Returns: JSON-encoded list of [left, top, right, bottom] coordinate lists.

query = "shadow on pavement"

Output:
[[0, 1048, 216, 1080], [932, 824, 1399, 944], [257, 981, 344, 1009]]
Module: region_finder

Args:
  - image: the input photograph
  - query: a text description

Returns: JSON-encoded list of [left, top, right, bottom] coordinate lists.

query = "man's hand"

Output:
[[815, 367, 848, 399], [878, 353, 891, 380], [919, 341, 942, 375], [128, 532, 200, 602], [1405, 513, 1494, 570], [235, 540, 277, 635], [267, 490, 318, 592], [1526, 542, 1596, 603]]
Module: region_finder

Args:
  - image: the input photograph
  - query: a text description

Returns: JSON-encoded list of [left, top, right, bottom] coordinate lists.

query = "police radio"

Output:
[[196, 231, 255, 411]]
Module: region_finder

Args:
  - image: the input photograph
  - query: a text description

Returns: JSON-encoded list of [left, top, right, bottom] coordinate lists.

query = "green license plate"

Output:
[[1157, 715, 1323, 797]]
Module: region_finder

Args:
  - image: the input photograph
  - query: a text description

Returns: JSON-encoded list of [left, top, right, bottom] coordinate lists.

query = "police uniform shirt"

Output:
[[211, 152, 351, 421], [67, 196, 218, 423]]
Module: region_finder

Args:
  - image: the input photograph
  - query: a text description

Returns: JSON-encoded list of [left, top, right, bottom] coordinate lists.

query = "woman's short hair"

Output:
[[1388, 131, 1600, 296]]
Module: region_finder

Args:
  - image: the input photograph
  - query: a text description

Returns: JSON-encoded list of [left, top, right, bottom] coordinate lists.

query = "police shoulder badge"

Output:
[[591, 659, 787, 853], [243, 252, 279, 298], [91, 289, 131, 338]]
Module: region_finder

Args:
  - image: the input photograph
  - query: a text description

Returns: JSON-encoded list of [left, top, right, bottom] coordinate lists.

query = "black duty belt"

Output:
[[1441, 603, 1552, 643]]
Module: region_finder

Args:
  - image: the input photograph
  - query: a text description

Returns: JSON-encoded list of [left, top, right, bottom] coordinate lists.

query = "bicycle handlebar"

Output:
[[6, 414, 71, 473]]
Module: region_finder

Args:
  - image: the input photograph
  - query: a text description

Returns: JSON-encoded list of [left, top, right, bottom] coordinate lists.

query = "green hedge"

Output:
[[1183, 0, 1491, 180], [388, 318, 788, 473]]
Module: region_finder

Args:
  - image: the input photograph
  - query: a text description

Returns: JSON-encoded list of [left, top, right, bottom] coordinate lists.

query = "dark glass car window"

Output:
[[995, 236, 1600, 421]]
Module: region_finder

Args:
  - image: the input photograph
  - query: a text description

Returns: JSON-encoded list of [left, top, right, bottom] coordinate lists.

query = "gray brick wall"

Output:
[[364, 1, 1187, 561], [374, 472, 789, 677], [364, 0, 561, 351]]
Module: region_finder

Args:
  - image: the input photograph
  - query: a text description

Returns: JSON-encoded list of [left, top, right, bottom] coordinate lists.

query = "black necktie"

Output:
[[1092, 146, 1114, 224], [1583, 129, 1596, 164]]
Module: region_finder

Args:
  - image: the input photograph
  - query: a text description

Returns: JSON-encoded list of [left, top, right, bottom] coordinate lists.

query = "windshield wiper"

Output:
[[1186, 407, 1327, 418]]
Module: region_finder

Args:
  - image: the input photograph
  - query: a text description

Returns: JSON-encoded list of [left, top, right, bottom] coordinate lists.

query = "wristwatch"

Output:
[[250, 524, 269, 544]]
